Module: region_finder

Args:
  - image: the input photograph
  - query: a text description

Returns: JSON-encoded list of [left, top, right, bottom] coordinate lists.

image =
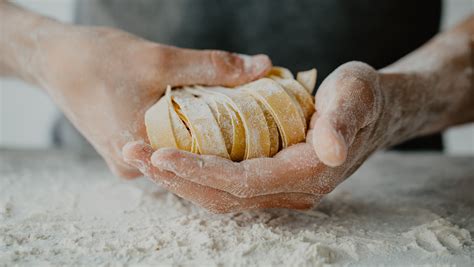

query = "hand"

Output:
[[38, 26, 271, 178], [123, 62, 389, 213]]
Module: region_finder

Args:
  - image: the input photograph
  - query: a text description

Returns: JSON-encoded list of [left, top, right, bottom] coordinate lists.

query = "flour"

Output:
[[1, 150, 473, 266], [403, 219, 471, 255]]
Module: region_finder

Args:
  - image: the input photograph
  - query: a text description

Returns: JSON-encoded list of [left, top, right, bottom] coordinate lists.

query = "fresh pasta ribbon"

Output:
[[145, 67, 317, 161]]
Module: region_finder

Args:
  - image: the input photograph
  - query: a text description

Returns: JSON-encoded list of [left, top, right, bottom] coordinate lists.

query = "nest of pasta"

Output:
[[145, 67, 317, 161]]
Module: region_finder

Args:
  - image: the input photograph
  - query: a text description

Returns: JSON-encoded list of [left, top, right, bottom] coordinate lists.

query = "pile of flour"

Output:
[[1, 150, 473, 266]]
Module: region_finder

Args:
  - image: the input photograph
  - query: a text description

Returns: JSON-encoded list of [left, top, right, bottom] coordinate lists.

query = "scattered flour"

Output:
[[0, 150, 473, 266], [403, 219, 471, 255]]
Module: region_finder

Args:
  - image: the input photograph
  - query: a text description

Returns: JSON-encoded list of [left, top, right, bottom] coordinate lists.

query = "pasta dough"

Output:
[[145, 67, 317, 161]]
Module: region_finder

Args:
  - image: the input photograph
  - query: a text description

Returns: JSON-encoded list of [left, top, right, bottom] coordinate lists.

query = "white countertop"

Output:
[[1, 149, 473, 266]]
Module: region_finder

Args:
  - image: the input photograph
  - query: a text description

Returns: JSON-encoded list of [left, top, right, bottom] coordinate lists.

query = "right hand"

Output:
[[122, 62, 387, 212], [37, 25, 271, 177]]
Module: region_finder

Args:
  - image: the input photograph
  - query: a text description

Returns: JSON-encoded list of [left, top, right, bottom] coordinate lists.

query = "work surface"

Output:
[[1, 150, 473, 266]]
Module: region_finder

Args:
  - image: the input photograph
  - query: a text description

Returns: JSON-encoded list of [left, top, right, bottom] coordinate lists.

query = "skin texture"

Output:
[[0, 2, 271, 178], [124, 15, 474, 213]]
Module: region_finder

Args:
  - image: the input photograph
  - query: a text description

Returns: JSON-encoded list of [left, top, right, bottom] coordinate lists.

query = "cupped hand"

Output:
[[124, 61, 392, 213], [39, 26, 271, 178]]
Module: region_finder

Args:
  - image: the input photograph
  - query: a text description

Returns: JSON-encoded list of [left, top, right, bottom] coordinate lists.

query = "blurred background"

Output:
[[1, 0, 473, 154]]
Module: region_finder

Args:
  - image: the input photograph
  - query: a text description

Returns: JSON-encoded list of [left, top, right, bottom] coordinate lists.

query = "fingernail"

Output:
[[151, 150, 176, 172], [313, 118, 348, 167], [330, 130, 348, 163], [150, 152, 161, 167]]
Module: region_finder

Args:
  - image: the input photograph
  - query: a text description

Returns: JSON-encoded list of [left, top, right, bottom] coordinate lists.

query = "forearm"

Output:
[[379, 15, 474, 147], [0, 1, 68, 85]]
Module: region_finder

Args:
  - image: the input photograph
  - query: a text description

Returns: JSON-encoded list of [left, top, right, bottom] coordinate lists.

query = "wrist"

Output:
[[378, 67, 472, 149], [32, 21, 76, 90], [0, 2, 71, 86], [376, 25, 474, 149], [376, 71, 431, 148]]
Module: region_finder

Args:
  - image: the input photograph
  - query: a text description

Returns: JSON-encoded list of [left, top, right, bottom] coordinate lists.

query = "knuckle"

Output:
[[129, 48, 170, 85], [334, 61, 381, 121], [210, 50, 242, 82], [210, 50, 234, 64], [149, 46, 175, 74]]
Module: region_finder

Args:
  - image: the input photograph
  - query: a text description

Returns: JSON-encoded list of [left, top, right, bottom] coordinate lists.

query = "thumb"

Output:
[[160, 46, 272, 87], [311, 62, 379, 167]]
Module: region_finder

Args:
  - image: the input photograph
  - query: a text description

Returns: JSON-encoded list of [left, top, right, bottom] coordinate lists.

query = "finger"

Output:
[[123, 141, 241, 211], [123, 141, 317, 213], [122, 141, 158, 177], [158, 46, 272, 87], [312, 61, 379, 167], [152, 144, 333, 198]]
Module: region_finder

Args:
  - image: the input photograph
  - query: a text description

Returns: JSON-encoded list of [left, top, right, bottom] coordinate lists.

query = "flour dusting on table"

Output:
[[1, 150, 473, 266]]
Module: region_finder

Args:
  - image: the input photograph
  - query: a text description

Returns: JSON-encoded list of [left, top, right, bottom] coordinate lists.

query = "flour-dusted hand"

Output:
[[39, 28, 270, 178], [124, 14, 473, 212], [123, 62, 382, 212], [0, 2, 271, 178]]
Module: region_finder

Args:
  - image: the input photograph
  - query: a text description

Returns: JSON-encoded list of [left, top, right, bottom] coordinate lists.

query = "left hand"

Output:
[[124, 62, 389, 213], [37, 26, 270, 178]]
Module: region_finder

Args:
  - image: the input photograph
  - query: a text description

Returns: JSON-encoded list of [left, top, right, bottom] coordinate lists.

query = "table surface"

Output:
[[1, 149, 473, 266]]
